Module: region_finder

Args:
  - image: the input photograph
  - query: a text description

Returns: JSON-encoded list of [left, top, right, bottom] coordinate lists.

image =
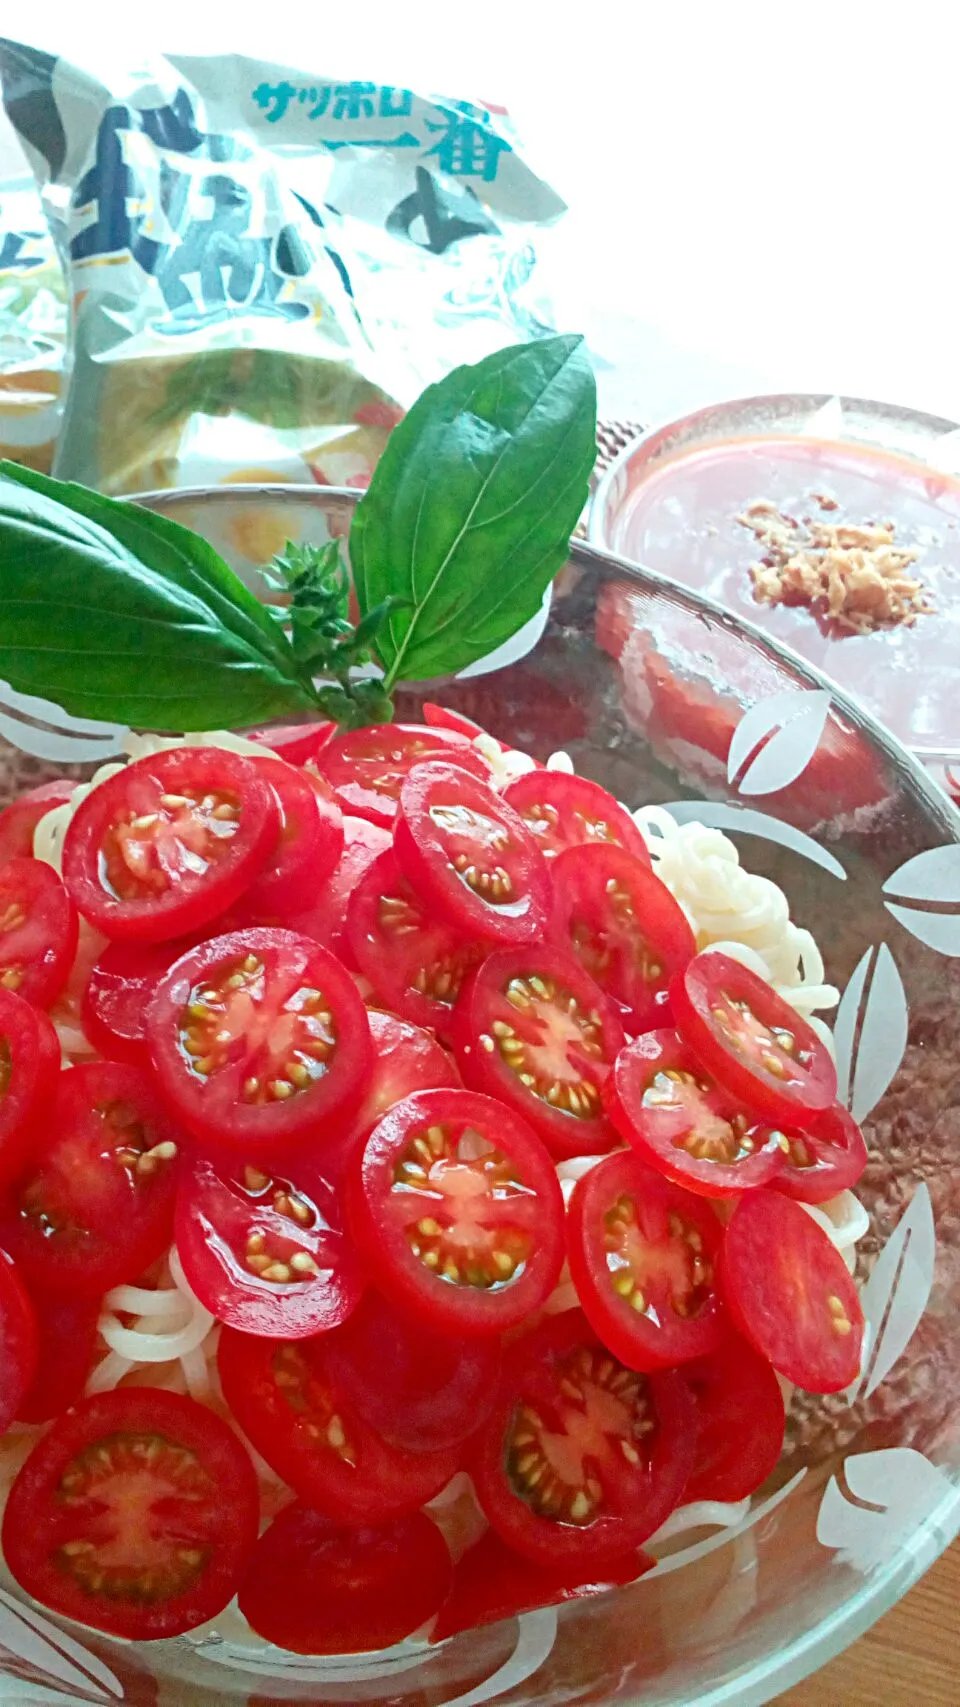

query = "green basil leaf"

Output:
[[0, 462, 315, 729], [349, 334, 596, 688]]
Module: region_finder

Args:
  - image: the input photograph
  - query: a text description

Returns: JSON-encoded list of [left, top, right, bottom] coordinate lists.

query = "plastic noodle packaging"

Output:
[[0, 177, 66, 472]]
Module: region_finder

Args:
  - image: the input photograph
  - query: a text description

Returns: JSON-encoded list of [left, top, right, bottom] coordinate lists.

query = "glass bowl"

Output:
[[588, 392, 960, 766], [1, 484, 960, 1707]]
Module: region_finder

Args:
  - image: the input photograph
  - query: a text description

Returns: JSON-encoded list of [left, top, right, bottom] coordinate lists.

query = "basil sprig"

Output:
[[0, 334, 596, 732]]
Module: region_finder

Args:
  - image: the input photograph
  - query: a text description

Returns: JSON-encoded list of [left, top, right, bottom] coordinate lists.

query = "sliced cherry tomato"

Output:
[[773, 1104, 869, 1204], [454, 947, 625, 1159], [423, 701, 508, 752], [62, 746, 281, 943], [347, 849, 485, 1037], [241, 754, 343, 917], [551, 845, 695, 1033], [471, 1311, 696, 1571], [325, 1009, 460, 1174], [0, 778, 75, 865], [682, 1336, 786, 1503], [720, 1189, 864, 1392], [325, 1291, 500, 1453], [175, 1152, 363, 1338], [0, 1061, 181, 1296], [604, 1030, 786, 1197], [245, 719, 335, 765], [284, 814, 391, 963], [314, 723, 490, 829], [395, 762, 552, 945], [0, 857, 78, 1007], [0, 1248, 38, 1434], [503, 770, 650, 863], [15, 1288, 101, 1424], [567, 1150, 726, 1370], [0, 988, 60, 1189], [218, 1327, 459, 1522], [238, 1504, 452, 1655], [432, 1529, 652, 1640], [348, 1089, 564, 1336], [81, 938, 197, 1066], [2, 1387, 259, 1639], [147, 928, 372, 1159], [672, 951, 838, 1125]]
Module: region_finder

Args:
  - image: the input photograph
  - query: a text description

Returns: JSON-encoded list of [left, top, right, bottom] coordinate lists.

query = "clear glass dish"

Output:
[[588, 392, 960, 765], [1, 484, 959, 1707]]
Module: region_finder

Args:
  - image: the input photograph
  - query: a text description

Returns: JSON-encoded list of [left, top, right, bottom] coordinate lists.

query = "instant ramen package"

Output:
[[0, 177, 66, 473], [0, 40, 565, 502]]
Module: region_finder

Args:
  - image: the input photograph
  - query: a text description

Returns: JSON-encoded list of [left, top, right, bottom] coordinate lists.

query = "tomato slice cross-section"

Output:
[[313, 723, 490, 828], [347, 849, 485, 1037], [503, 770, 651, 863], [0, 778, 75, 865], [682, 1335, 786, 1503], [0, 986, 60, 1189], [0, 1248, 38, 1435], [324, 1009, 460, 1175], [241, 754, 343, 916], [0, 857, 78, 1008], [773, 1103, 869, 1204]]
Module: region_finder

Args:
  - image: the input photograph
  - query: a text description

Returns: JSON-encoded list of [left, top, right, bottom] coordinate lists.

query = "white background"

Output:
[[3, 2, 959, 430]]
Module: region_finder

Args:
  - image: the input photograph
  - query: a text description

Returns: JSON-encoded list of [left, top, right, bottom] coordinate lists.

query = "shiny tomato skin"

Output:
[[218, 1327, 459, 1522], [314, 723, 490, 829], [671, 951, 837, 1124], [0, 1248, 38, 1434], [238, 1505, 453, 1655], [0, 857, 78, 1008], [773, 1104, 869, 1204], [147, 928, 372, 1160], [721, 1189, 864, 1393], [503, 770, 650, 864], [284, 815, 391, 964], [0, 988, 60, 1189], [175, 1151, 364, 1338], [324, 1008, 460, 1175], [15, 1288, 101, 1424], [62, 746, 281, 943], [81, 938, 197, 1066], [0, 779, 75, 865], [348, 1088, 564, 1336], [567, 1150, 727, 1370], [395, 762, 552, 945], [603, 1029, 786, 1197], [0, 1061, 181, 1296], [470, 1311, 696, 1571], [422, 701, 506, 750], [347, 849, 485, 1038], [1, 1387, 259, 1639], [682, 1335, 786, 1503], [453, 946, 625, 1159], [550, 844, 695, 1032], [241, 755, 343, 916], [432, 1530, 652, 1640], [245, 720, 335, 765]]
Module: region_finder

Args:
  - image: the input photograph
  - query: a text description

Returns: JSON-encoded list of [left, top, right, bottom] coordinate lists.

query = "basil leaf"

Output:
[[350, 334, 596, 689], [0, 462, 315, 729]]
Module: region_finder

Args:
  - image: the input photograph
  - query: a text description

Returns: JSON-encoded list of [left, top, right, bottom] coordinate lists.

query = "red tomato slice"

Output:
[[15, 1288, 101, 1424], [147, 928, 372, 1160], [0, 1061, 181, 1296], [470, 1310, 696, 1570], [454, 947, 625, 1159], [432, 1529, 652, 1640], [241, 754, 343, 917], [238, 1505, 452, 1655], [423, 700, 508, 751], [672, 952, 838, 1125], [603, 1029, 787, 1197], [0, 988, 60, 1189], [720, 1189, 864, 1392], [175, 1152, 363, 1338], [682, 1336, 786, 1503], [503, 771, 650, 863], [0, 1248, 38, 1434], [773, 1104, 869, 1204], [284, 814, 391, 963], [1, 1387, 259, 1639], [325, 1290, 500, 1452], [567, 1150, 727, 1370], [314, 723, 490, 828], [62, 747, 281, 943], [347, 1089, 564, 1337], [245, 719, 335, 765], [218, 1327, 459, 1522], [0, 778, 75, 865], [396, 762, 552, 945], [347, 849, 486, 1037], [550, 845, 695, 1033], [325, 1009, 460, 1174], [81, 938, 197, 1066], [0, 857, 78, 1007]]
